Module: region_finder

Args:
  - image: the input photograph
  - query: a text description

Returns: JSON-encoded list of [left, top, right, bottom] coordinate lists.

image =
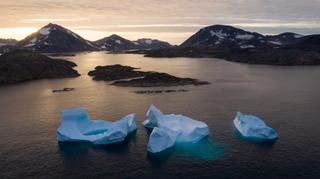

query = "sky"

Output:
[[0, 0, 320, 45]]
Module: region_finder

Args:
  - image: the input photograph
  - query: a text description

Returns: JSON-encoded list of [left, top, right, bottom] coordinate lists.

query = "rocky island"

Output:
[[88, 64, 209, 87], [112, 72, 209, 87], [88, 64, 148, 81], [0, 50, 80, 85]]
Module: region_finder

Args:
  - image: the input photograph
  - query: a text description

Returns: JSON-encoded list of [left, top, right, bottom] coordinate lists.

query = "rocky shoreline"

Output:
[[140, 46, 320, 66], [0, 50, 80, 85]]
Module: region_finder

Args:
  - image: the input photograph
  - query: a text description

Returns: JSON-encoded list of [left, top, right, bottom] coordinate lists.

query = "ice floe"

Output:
[[233, 112, 278, 141], [57, 108, 137, 145], [144, 105, 209, 153]]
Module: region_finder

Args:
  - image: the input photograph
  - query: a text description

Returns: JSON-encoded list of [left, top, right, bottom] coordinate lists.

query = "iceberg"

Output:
[[57, 108, 137, 145], [233, 112, 278, 141], [144, 105, 209, 153]]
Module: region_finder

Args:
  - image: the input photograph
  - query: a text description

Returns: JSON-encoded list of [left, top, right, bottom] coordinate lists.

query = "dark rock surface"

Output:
[[134, 89, 189, 94], [52, 88, 75, 93], [0, 50, 80, 85], [88, 64, 209, 87], [144, 46, 320, 66], [88, 64, 148, 81], [112, 72, 209, 87]]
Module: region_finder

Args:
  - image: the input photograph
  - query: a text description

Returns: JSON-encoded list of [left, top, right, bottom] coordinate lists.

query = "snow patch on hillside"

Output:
[[210, 30, 228, 39], [236, 34, 254, 40], [115, 40, 122, 44], [30, 38, 37, 43], [39, 27, 51, 35], [240, 45, 255, 49], [268, 41, 282, 45], [145, 39, 153, 44]]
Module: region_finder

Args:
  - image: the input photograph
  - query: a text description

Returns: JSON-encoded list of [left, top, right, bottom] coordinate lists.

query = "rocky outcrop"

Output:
[[112, 72, 209, 87], [88, 64, 209, 87], [0, 50, 80, 85], [88, 64, 148, 81]]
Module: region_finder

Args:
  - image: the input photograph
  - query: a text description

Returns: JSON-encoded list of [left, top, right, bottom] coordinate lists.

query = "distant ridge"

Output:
[[93, 34, 172, 52]]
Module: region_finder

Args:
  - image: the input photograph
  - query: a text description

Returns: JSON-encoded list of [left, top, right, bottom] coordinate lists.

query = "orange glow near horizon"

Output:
[[0, 27, 38, 40], [0, 0, 319, 44]]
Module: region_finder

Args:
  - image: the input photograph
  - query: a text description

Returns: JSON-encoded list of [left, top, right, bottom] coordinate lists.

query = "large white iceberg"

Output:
[[144, 105, 209, 153], [57, 108, 137, 145], [233, 112, 278, 140]]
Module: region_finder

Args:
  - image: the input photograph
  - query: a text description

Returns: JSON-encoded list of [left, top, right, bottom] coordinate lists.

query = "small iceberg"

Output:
[[57, 108, 137, 145], [233, 112, 278, 141], [144, 105, 209, 153]]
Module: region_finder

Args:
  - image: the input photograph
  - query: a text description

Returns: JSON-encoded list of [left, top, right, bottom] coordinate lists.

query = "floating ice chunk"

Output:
[[233, 112, 278, 141], [57, 108, 137, 145], [148, 127, 178, 153], [144, 105, 209, 153], [143, 105, 164, 128]]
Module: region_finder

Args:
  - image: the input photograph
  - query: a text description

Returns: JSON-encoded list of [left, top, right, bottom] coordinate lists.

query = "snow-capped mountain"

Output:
[[133, 38, 172, 49], [180, 25, 305, 49], [94, 34, 137, 52], [94, 35, 172, 52], [0, 39, 18, 47], [180, 25, 265, 49], [18, 23, 98, 53]]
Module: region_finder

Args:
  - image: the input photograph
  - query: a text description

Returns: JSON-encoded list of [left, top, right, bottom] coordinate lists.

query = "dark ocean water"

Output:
[[0, 52, 319, 179]]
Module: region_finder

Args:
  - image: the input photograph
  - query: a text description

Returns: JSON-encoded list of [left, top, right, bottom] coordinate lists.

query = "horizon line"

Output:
[[0, 23, 319, 45]]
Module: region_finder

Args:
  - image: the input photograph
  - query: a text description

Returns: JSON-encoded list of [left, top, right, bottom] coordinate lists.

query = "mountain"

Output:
[[17, 23, 98, 53], [0, 39, 18, 47], [94, 34, 137, 52], [94, 35, 172, 52], [180, 25, 306, 49], [133, 38, 172, 49], [141, 24, 320, 65], [180, 25, 265, 49], [0, 50, 80, 85]]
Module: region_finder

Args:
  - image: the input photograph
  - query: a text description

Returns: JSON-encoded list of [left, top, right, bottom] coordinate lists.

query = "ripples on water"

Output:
[[0, 52, 320, 178]]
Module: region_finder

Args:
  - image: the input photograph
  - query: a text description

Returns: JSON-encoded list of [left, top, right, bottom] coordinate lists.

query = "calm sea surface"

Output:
[[0, 52, 320, 178]]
